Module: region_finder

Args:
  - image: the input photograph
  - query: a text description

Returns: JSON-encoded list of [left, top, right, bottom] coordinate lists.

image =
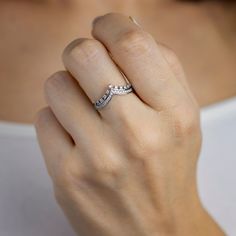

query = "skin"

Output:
[[35, 13, 225, 235], [0, 0, 236, 123], [1, 0, 235, 235]]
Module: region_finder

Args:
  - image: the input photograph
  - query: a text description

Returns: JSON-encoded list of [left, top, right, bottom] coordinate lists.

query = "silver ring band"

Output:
[[94, 83, 133, 110]]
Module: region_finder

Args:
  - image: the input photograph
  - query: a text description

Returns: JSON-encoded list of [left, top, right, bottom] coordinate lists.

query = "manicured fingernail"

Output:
[[129, 16, 141, 27], [92, 15, 103, 27]]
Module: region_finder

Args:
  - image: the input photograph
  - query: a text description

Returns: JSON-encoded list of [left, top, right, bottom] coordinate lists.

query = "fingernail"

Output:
[[92, 15, 103, 27], [129, 16, 141, 28]]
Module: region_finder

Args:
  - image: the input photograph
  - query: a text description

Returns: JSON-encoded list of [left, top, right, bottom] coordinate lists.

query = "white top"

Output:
[[0, 97, 236, 236]]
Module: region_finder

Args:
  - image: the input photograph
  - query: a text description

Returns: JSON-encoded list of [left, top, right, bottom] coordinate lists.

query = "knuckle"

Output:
[[89, 147, 126, 187], [93, 167, 122, 188], [115, 109, 162, 159], [93, 150, 124, 176], [125, 125, 160, 159], [63, 38, 102, 66], [94, 161, 123, 177], [172, 104, 200, 138], [116, 29, 152, 56]]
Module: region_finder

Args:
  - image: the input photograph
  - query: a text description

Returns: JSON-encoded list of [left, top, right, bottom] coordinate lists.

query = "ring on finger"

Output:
[[94, 83, 133, 110]]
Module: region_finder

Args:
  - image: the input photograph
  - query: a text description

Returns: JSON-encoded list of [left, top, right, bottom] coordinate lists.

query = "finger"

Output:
[[158, 43, 198, 106], [62, 38, 144, 121], [44, 71, 102, 145], [92, 13, 191, 111], [35, 107, 74, 178]]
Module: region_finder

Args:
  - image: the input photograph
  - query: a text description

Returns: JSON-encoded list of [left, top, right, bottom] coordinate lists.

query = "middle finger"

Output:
[[92, 13, 189, 112]]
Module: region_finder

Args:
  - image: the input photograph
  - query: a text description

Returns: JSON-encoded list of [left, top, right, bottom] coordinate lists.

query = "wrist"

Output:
[[168, 189, 225, 236]]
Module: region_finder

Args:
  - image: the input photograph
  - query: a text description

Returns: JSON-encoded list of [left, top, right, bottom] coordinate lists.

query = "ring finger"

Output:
[[62, 38, 146, 122]]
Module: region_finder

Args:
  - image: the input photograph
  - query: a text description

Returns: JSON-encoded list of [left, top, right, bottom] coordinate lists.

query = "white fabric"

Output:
[[0, 97, 236, 236]]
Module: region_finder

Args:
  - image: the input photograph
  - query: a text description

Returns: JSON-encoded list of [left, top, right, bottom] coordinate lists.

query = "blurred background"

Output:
[[0, 0, 236, 123]]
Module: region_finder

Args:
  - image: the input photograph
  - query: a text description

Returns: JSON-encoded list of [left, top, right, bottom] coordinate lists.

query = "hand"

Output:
[[35, 13, 224, 236]]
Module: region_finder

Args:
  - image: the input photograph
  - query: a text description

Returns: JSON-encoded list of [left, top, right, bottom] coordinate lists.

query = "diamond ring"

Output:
[[94, 83, 133, 110]]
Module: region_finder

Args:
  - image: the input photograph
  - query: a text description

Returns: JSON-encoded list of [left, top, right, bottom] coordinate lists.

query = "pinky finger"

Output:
[[34, 107, 74, 178]]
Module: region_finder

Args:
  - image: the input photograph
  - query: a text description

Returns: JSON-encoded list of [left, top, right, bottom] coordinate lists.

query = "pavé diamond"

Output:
[[94, 83, 133, 110]]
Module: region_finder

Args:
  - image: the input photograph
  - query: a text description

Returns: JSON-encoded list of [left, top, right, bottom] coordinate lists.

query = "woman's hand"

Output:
[[35, 13, 224, 236]]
